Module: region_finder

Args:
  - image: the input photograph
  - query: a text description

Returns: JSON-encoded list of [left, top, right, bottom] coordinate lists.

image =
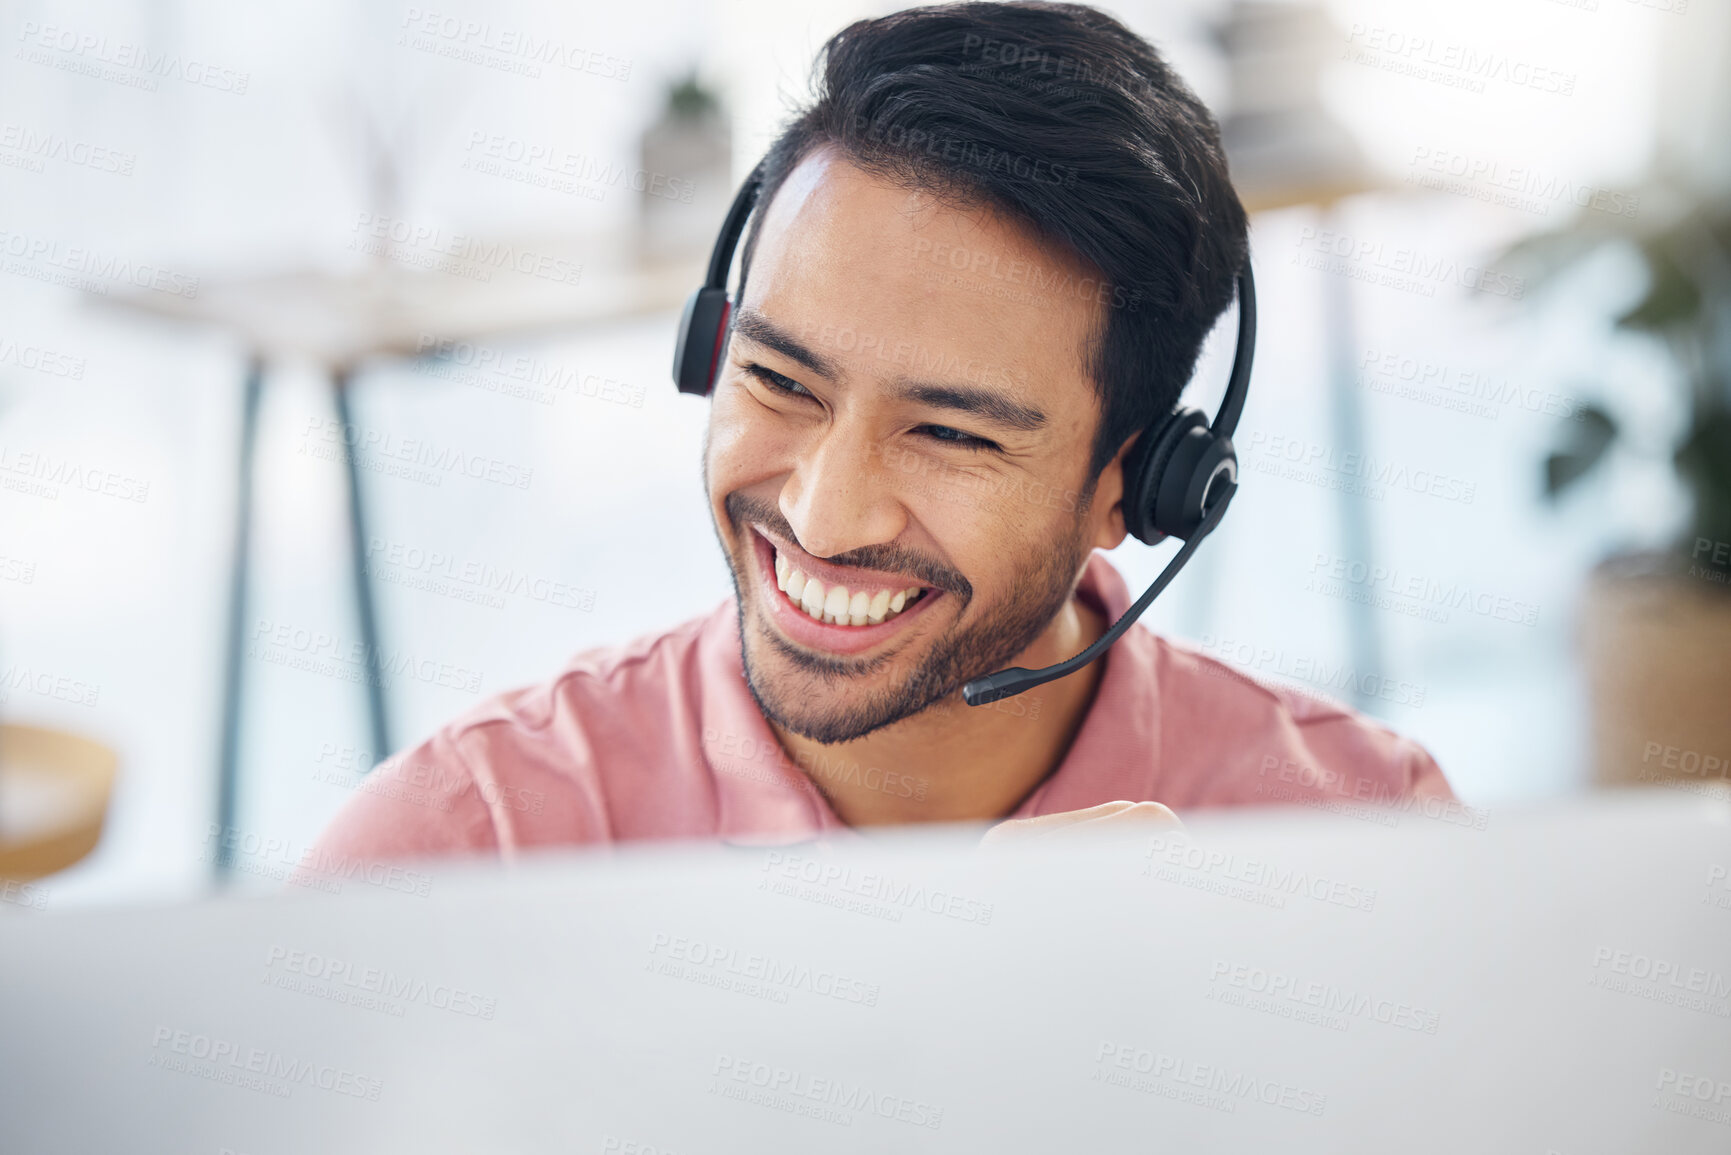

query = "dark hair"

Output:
[[738, 1, 1249, 484]]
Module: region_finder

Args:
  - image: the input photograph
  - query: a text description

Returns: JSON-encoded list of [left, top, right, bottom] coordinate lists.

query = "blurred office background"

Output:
[[1, 0, 1727, 905]]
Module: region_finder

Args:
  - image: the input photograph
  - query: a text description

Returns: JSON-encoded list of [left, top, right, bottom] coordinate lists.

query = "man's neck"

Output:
[[769, 593, 1110, 826]]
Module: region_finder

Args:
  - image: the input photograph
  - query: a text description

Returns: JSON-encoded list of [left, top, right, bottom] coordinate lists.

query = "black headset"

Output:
[[675, 165, 1254, 706]]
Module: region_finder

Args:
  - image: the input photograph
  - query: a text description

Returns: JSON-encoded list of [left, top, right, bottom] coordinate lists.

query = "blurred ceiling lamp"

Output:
[[1215, 0, 1379, 214], [1215, 0, 1388, 711], [0, 723, 118, 885]]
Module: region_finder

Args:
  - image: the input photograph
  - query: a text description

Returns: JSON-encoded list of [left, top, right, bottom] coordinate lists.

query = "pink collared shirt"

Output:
[[309, 553, 1454, 862]]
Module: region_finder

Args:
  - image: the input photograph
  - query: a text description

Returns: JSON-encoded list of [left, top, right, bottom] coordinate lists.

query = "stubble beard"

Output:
[[722, 504, 1095, 745]]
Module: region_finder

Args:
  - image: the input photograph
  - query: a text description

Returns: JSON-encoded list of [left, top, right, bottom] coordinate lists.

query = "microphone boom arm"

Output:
[[961, 480, 1238, 707]]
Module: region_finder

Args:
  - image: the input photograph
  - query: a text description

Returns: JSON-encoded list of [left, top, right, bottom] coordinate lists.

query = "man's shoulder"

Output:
[[453, 607, 719, 741], [1150, 632, 1364, 727], [307, 604, 736, 864], [1138, 630, 1456, 810]]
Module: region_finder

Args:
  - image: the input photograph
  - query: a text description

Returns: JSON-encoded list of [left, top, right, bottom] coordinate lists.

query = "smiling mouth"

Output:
[[771, 546, 929, 626]]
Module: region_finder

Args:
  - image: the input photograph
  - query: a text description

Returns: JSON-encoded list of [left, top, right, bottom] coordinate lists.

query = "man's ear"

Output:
[[1089, 432, 1142, 552]]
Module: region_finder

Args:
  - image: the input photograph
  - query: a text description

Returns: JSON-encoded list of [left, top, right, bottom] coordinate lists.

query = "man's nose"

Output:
[[780, 424, 908, 559]]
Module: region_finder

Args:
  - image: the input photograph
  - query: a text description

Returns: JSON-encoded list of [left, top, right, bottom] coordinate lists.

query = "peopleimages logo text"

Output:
[[711, 1055, 943, 1130], [16, 21, 251, 94], [397, 8, 631, 80], [759, 850, 994, 925], [148, 1026, 382, 1100]]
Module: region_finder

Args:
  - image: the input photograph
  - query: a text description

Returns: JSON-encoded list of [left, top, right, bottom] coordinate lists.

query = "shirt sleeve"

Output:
[[1406, 740, 1455, 801], [294, 728, 502, 886]]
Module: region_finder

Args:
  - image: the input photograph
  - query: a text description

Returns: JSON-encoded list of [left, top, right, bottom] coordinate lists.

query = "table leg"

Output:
[[332, 368, 392, 768], [214, 355, 265, 883]]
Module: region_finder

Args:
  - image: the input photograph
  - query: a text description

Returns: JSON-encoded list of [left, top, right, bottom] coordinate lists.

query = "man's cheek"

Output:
[[705, 399, 785, 490], [910, 482, 1024, 554]]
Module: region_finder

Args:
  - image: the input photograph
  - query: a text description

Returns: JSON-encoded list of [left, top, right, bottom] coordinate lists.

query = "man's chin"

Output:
[[751, 689, 932, 745], [740, 631, 947, 744]]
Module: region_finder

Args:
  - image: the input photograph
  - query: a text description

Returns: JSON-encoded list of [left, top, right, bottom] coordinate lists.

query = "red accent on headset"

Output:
[[707, 300, 732, 394]]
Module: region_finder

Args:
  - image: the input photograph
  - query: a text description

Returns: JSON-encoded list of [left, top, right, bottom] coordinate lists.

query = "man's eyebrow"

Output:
[[730, 309, 838, 379], [892, 381, 1048, 433]]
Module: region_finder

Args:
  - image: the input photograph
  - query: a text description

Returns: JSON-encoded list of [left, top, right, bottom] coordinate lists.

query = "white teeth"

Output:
[[800, 576, 826, 619], [772, 548, 926, 628]]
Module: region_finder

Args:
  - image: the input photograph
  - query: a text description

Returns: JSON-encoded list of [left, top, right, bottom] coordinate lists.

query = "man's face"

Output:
[[704, 148, 1128, 744]]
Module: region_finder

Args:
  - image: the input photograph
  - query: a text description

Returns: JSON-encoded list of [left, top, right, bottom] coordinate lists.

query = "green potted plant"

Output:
[[1507, 178, 1731, 789]]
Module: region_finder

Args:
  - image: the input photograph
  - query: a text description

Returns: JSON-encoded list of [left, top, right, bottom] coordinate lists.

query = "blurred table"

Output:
[[93, 239, 700, 879], [0, 723, 118, 883]]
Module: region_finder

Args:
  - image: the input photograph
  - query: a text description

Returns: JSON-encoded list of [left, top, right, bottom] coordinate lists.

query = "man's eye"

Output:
[[917, 424, 999, 452], [745, 364, 812, 399]]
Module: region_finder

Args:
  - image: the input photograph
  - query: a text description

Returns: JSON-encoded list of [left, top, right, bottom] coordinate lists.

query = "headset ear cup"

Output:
[[672, 287, 732, 396], [1123, 408, 1208, 545], [1152, 426, 1234, 539], [707, 299, 732, 394]]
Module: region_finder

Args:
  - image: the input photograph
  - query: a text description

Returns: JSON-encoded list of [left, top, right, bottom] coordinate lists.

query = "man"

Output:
[[311, 1, 1451, 865]]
